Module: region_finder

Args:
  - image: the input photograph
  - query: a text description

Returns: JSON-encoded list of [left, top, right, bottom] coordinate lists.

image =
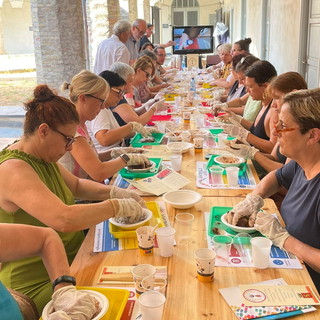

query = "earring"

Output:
[[262, 90, 267, 100]]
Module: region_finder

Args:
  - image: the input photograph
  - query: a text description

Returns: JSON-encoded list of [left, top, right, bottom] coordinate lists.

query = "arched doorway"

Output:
[[171, 0, 199, 26]]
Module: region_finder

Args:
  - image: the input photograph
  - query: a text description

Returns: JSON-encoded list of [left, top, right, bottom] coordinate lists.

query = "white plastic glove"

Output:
[[151, 98, 168, 112], [210, 102, 228, 116], [225, 194, 264, 226], [110, 198, 145, 224], [254, 211, 290, 249], [129, 122, 152, 137], [227, 111, 243, 125], [143, 98, 157, 111], [110, 186, 147, 208], [223, 124, 249, 140], [50, 286, 98, 320], [110, 147, 145, 159], [125, 154, 151, 167], [223, 142, 259, 159], [48, 310, 71, 320], [154, 92, 165, 100]]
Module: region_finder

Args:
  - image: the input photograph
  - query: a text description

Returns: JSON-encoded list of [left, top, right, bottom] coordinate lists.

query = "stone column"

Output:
[[0, 7, 5, 54], [30, 0, 86, 91], [88, 0, 120, 70], [128, 0, 138, 23], [143, 0, 150, 23]]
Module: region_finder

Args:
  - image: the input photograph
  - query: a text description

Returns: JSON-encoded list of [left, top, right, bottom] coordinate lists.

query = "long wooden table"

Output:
[[71, 196, 320, 319]]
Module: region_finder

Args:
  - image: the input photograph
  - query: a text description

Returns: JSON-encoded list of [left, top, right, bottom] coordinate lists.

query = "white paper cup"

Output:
[[208, 165, 224, 185], [141, 275, 167, 295], [193, 137, 204, 152], [194, 248, 216, 282], [225, 166, 239, 186], [183, 111, 191, 122], [139, 291, 166, 320], [250, 237, 272, 269], [136, 226, 155, 256], [175, 213, 194, 244], [132, 264, 156, 296], [156, 227, 176, 257]]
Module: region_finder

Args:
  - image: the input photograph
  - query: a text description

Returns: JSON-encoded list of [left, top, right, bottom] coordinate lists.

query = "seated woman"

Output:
[[223, 60, 278, 154], [110, 62, 166, 127], [0, 224, 98, 319], [59, 70, 150, 182], [226, 88, 320, 292], [231, 37, 252, 57], [85, 70, 158, 154], [0, 84, 146, 313]]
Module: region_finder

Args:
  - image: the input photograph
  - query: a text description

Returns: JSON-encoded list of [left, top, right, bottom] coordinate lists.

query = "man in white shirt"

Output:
[[94, 20, 131, 74], [125, 19, 147, 64]]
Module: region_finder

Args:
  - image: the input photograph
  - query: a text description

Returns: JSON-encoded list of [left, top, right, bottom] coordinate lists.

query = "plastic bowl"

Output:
[[42, 290, 109, 320], [166, 142, 194, 154], [165, 131, 183, 141], [162, 190, 202, 209], [126, 161, 156, 173], [221, 213, 256, 234], [214, 155, 245, 167], [109, 209, 153, 230]]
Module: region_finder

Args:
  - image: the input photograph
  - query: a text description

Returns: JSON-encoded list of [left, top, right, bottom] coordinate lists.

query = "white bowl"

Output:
[[109, 209, 153, 230], [214, 155, 245, 167], [162, 190, 202, 209], [126, 161, 156, 173], [187, 129, 207, 138], [165, 131, 183, 141], [42, 290, 109, 320], [221, 213, 256, 234], [166, 142, 194, 154]]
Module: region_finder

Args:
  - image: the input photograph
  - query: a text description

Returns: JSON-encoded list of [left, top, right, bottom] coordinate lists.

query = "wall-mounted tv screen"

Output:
[[172, 25, 214, 55]]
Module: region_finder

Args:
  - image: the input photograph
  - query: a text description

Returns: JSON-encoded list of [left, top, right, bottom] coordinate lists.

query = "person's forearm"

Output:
[[228, 106, 244, 115], [240, 118, 253, 130], [284, 236, 320, 274], [253, 152, 284, 173], [226, 98, 245, 108], [253, 171, 282, 199], [96, 124, 132, 146], [72, 177, 111, 200], [247, 133, 275, 154]]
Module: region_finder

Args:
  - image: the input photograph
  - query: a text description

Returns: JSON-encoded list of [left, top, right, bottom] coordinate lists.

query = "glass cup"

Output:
[[208, 165, 224, 186], [212, 235, 233, 264], [175, 213, 194, 244], [156, 227, 176, 257], [225, 166, 240, 186], [136, 226, 155, 256], [139, 291, 166, 320], [250, 237, 272, 269], [141, 275, 167, 295], [194, 248, 216, 282], [174, 96, 181, 108], [132, 264, 156, 296]]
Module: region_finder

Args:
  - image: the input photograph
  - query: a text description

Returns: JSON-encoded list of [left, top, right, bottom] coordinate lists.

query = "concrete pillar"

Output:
[[88, 0, 120, 68], [143, 0, 150, 23], [128, 0, 138, 23], [0, 8, 5, 54], [30, 0, 86, 91]]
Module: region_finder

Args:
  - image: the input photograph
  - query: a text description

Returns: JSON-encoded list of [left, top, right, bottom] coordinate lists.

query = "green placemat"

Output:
[[206, 154, 247, 176], [130, 132, 164, 147], [119, 158, 162, 179]]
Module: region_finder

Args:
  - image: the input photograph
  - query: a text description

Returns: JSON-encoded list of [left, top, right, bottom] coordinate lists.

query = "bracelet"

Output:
[[52, 275, 76, 290]]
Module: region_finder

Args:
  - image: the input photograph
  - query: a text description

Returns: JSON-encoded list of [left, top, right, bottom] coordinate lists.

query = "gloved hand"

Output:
[[223, 124, 249, 140], [223, 142, 259, 159], [129, 122, 152, 138], [50, 285, 98, 320], [143, 98, 157, 110], [210, 102, 228, 116], [126, 153, 151, 168], [151, 98, 167, 112], [146, 127, 160, 135], [225, 194, 264, 226], [48, 310, 71, 320], [110, 186, 147, 208], [254, 211, 290, 249], [110, 198, 145, 224], [226, 111, 243, 125], [154, 91, 165, 100], [110, 147, 145, 159]]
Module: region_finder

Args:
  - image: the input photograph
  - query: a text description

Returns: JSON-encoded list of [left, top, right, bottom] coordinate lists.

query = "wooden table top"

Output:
[[71, 196, 320, 320]]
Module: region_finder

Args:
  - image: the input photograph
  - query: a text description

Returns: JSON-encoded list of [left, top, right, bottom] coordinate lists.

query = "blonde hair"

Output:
[[132, 56, 155, 77], [61, 70, 109, 103]]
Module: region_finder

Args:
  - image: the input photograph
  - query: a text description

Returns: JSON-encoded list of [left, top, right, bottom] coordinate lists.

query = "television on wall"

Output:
[[172, 25, 214, 55]]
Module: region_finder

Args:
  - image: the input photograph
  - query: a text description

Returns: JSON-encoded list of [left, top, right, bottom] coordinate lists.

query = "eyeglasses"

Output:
[[274, 121, 299, 134], [135, 26, 146, 36], [142, 69, 151, 80], [111, 87, 125, 97], [52, 128, 77, 148], [157, 53, 167, 57], [85, 94, 106, 107]]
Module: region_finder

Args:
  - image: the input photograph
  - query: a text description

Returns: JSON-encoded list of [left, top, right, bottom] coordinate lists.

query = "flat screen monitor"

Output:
[[172, 25, 214, 55]]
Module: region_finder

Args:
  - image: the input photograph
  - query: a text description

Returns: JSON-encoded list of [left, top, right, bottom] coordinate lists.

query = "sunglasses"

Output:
[[111, 87, 125, 97], [274, 121, 299, 134], [85, 94, 106, 107], [52, 128, 77, 148]]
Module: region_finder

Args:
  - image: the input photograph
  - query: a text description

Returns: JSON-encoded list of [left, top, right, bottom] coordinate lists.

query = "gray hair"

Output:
[[113, 20, 131, 36], [110, 62, 134, 82], [132, 19, 146, 28], [218, 43, 232, 54]]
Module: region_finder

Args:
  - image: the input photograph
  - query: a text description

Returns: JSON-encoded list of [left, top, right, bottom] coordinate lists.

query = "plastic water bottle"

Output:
[[181, 55, 186, 70], [190, 77, 196, 92]]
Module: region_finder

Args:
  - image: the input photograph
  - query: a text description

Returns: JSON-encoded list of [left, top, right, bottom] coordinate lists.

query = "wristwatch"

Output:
[[52, 275, 76, 290], [120, 153, 130, 164]]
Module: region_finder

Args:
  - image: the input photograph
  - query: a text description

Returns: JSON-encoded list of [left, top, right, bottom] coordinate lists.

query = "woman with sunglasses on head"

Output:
[[0, 84, 147, 313], [226, 88, 320, 292], [60, 70, 150, 182]]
